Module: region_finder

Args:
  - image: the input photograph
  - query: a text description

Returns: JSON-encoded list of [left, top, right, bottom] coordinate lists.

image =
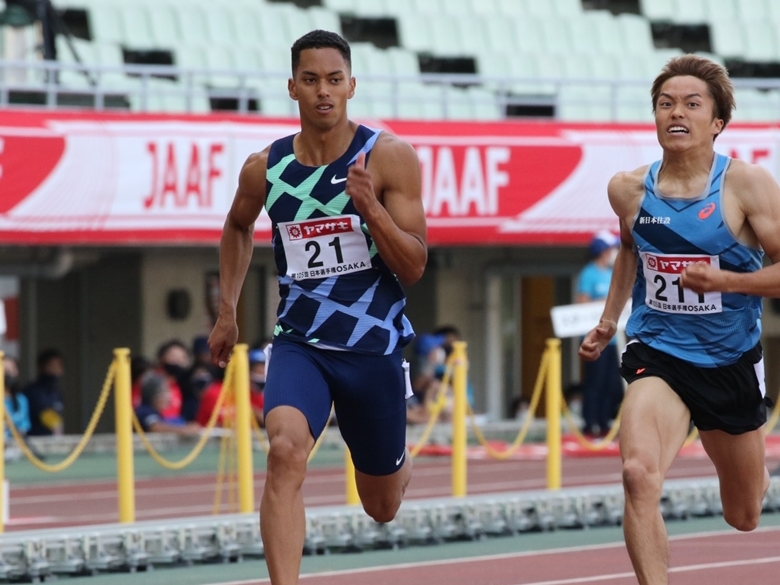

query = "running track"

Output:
[[9, 451, 773, 531], [240, 526, 780, 585]]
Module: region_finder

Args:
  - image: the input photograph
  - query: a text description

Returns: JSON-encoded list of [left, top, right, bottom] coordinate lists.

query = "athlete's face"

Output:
[[654, 75, 724, 152], [289, 48, 355, 129]]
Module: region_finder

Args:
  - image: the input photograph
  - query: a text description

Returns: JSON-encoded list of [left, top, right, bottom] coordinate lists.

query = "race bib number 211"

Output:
[[640, 252, 722, 314]]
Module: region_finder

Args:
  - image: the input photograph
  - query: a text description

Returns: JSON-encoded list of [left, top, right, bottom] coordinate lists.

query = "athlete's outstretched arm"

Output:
[[209, 150, 268, 367], [682, 162, 780, 296], [346, 135, 427, 286]]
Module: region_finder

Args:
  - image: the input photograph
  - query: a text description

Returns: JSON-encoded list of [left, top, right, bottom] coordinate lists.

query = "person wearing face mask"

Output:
[[23, 348, 65, 436], [153, 339, 190, 420], [575, 231, 623, 437], [194, 349, 265, 428]]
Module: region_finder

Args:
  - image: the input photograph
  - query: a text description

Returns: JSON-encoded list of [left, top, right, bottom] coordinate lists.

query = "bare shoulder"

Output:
[[607, 165, 648, 217], [370, 131, 419, 167], [238, 147, 270, 192], [725, 157, 779, 195]]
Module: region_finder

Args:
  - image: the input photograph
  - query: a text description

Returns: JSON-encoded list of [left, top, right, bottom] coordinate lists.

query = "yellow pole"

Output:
[[0, 351, 5, 533], [451, 341, 468, 497], [114, 348, 136, 523], [345, 448, 359, 505], [545, 338, 562, 490], [232, 343, 255, 514]]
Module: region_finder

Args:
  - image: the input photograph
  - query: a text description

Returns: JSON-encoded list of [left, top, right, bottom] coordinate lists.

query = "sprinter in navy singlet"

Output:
[[208, 30, 427, 584], [579, 55, 776, 584]]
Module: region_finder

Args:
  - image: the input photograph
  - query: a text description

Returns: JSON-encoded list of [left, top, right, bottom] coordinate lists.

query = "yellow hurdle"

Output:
[[232, 344, 255, 515], [345, 448, 359, 505], [545, 339, 562, 490], [113, 348, 136, 523], [451, 341, 468, 497]]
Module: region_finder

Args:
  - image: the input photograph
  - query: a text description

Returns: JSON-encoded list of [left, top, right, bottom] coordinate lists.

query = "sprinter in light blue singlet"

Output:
[[578, 55, 777, 584], [627, 152, 764, 367], [208, 30, 427, 584]]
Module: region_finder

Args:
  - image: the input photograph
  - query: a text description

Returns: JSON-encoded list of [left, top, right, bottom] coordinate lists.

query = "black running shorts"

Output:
[[620, 341, 771, 435]]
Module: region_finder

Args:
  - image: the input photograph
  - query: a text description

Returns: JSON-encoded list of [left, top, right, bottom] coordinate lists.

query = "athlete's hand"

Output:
[[680, 262, 723, 293], [578, 319, 617, 361], [208, 316, 239, 368], [345, 152, 379, 216]]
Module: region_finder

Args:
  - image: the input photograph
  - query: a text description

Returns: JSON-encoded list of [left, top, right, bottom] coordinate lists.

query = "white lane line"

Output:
[[203, 526, 780, 585]]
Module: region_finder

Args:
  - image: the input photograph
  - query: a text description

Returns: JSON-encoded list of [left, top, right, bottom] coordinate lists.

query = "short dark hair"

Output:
[[156, 339, 188, 362], [291, 29, 351, 75], [37, 348, 62, 370], [651, 54, 735, 137]]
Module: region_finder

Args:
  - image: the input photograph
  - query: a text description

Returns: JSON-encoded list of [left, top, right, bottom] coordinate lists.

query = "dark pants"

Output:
[[581, 344, 623, 434]]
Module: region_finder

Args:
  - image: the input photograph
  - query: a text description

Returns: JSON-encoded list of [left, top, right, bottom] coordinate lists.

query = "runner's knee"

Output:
[[361, 491, 402, 523], [622, 457, 662, 501], [266, 435, 308, 483]]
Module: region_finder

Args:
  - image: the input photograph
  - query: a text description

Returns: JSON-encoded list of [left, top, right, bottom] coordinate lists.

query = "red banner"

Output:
[[1, 109, 777, 246]]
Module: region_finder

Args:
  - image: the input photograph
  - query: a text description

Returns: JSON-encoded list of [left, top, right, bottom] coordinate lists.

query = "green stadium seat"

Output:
[[117, 5, 155, 48], [709, 18, 746, 59], [386, 47, 420, 76], [307, 6, 343, 35], [671, 0, 707, 24], [639, 0, 674, 22], [704, 0, 738, 22], [481, 15, 519, 53], [741, 20, 779, 62], [88, 5, 124, 44], [733, 87, 780, 122], [737, 0, 769, 21], [617, 14, 656, 55]]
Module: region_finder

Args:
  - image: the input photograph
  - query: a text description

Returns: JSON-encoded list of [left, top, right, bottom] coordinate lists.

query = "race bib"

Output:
[[279, 215, 372, 280], [640, 252, 723, 314]]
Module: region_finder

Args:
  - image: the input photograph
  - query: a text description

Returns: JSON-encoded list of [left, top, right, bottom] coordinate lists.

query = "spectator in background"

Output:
[[575, 230, 624, 437], [4, 355, 30, 438], [135, 371, 200, 436], [182, 335, 218, 422], [195, 349, 265, 428], [24, 348, 65, 436], [154, 339, 189, 419]]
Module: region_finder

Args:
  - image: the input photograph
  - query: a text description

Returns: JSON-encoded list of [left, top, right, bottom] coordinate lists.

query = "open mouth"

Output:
[[316, 103, 333, 113], [667, 125, 689, 134]]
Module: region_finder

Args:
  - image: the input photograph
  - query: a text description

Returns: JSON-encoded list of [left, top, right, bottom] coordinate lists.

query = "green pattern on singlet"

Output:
[[266, 153, 351, 220]]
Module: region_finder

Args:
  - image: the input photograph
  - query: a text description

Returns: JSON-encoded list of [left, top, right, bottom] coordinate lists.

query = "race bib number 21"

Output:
[[640, 252, 722, 314], [279, 215, 372, 280]]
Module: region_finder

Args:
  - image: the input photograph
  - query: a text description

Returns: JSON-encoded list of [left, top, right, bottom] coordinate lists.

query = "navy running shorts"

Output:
[[620, 340, 771, 435], [263, 336, 408, 476]]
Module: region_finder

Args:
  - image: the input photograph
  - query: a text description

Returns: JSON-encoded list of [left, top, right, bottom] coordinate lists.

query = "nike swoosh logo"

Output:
[[331, 175, 347, 184], [396, 451, 405, 466], [636, 367, 646, 374]]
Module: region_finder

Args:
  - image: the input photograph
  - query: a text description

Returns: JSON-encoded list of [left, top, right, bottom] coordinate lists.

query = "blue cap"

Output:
[[415, 333, 446, 356], [589, 230, 619, 257]]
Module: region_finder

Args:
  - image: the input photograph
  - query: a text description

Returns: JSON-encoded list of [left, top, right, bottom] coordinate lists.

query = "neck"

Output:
[[295, 119, 357, 167], [660, 146, 714, 181]]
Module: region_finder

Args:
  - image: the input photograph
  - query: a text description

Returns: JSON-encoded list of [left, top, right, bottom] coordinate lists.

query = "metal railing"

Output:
[[3, 58, 780, 121]]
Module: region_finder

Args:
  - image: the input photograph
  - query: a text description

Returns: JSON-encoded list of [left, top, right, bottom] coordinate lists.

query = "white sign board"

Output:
[[550, 301, 631, 338]]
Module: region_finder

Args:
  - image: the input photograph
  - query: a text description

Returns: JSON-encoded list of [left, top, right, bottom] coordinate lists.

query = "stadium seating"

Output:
[[0, 0, 778, 121]]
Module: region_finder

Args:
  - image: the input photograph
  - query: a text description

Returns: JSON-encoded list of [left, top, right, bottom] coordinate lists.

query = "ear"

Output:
[[348, 76, 356, 99], [288, 78, 298, 101], [712, 116, 724, 136]]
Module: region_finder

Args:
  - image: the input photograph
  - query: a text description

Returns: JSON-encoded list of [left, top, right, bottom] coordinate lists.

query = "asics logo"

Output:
[[331, 175, 347, 184], [698, 202, 716, 219]]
